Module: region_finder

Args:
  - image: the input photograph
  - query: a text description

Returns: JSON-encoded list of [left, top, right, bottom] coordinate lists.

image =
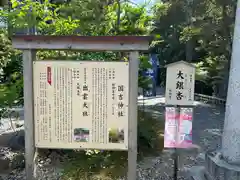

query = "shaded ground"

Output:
[[137, 89, 225, 179]]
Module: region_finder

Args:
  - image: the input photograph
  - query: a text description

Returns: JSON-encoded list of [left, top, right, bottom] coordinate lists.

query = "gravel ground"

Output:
[[135, 103, 225, 180], [0, 96, 225, 180]]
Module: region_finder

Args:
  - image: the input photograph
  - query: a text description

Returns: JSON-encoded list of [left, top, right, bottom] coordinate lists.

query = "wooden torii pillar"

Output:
[[12, 35, 152, 180]]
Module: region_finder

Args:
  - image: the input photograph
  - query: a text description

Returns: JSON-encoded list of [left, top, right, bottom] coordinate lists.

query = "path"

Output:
[[137, 88, 225, 179], [0, 107, 24, 134]]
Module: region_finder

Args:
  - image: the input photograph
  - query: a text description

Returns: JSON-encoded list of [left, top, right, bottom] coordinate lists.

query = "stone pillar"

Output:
[[221, 0, 240, 164]]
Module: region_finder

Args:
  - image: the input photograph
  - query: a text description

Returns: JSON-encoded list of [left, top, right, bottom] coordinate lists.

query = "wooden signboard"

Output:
[[33, 61, 129, 150], [165, 61, 195, 106]]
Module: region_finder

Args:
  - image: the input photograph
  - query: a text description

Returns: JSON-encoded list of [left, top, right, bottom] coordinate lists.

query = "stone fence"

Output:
[[205, 150, 240, 180]]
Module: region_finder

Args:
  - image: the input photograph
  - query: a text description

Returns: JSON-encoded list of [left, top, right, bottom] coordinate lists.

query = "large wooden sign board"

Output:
[[12, 35, 151, 180], [33, 61, 129, 150]]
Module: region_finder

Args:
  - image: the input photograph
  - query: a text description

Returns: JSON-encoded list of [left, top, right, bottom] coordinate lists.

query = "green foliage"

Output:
[[0, 2, 156, 178], [0, 0, 152, 111], [138, 55, 152, 89], [0, 29, 22, 123], [137, 109, 164, 155], [151, 0, 236, 97], [105, 2, 152, 35], [0, 29, 21, 68]]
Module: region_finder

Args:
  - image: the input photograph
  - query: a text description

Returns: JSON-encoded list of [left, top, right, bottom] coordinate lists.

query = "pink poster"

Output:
[[164, 107, 179, 148], [164, 107, 193, 148], [178, 108, 193, 148]]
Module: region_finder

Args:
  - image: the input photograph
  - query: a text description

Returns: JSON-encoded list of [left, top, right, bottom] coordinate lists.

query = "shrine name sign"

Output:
[[165, 61, 195, 106]]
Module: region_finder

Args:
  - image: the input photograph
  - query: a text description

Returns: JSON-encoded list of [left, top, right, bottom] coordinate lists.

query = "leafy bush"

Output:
[[0, 30, 23, 125]]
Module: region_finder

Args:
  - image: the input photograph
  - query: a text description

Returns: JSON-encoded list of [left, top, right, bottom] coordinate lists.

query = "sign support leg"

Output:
[[173, 147, 178, 180], [23, 50, 37, 180], [128, 51, 139, 180], [173, 105, 180, 180]]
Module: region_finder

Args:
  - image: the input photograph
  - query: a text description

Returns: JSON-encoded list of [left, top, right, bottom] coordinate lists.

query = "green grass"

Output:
[[60, 109, 164, 180]]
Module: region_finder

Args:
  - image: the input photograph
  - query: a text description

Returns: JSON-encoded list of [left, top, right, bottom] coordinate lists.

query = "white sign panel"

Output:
[[165, 61, 195, 106], [33, 61, 129, 150]]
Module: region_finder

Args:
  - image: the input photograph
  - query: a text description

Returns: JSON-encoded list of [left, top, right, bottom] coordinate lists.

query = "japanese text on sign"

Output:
[[176, 70, 184, 100], [165, 61, 195, 106], [33, 61, 129, 150]]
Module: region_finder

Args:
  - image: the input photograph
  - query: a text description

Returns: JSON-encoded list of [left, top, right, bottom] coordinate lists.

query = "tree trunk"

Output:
[[185, 0, 193, 62], [218, 2, 232, 98]]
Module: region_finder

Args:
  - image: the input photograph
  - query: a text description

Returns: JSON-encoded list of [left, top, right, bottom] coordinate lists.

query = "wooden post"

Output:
[[128, 51, 139, 180], [23, 50, 37, 180]]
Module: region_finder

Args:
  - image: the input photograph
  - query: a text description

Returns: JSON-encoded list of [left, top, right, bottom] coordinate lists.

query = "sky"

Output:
[[134, 0, 148, 4], [134, 0, 144, 3], [133, 0, 155, 6]]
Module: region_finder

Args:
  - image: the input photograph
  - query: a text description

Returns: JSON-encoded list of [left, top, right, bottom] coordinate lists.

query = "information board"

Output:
[[33, 61, 129, 150]]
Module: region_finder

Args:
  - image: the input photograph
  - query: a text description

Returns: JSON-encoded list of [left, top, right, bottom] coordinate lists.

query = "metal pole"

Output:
[[173, 147, 178, 180], [221, 0, 240, 164]]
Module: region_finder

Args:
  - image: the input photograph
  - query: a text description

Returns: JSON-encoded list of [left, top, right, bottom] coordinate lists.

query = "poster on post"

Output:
[[164, 107, 179, 148], [164, 107, 193, 148], [178, 108, 193, 148], [33, 61, 129, 150]]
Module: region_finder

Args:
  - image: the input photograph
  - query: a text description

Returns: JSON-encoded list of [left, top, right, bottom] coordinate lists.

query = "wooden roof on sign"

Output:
[[12, 35, 153, 51], [165, 61, 196, 68]]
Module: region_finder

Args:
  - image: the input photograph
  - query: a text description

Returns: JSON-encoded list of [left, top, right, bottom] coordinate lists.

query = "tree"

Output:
[[0, 28, 22, 126], [0, 0, 153, 111], [151, 0, 236, 97]]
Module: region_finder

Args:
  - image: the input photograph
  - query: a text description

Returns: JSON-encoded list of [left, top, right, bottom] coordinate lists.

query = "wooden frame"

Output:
[[12, 35, 151, 180], [12, 35, 152, 51]]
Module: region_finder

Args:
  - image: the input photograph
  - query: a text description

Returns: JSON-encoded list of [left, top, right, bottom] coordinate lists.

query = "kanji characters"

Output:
[[83, 85, 88, 91], [117, 85, 125, 117], [83, 102, 88, 108], [82, 111, 88, 116], [118, 111, 124, 117], [118, 94, 123, 100], [176, 70, 184, 101], [118, 102, 124, 108], [118, 85, 124, 91], [83, 93, 88, 100], [177, 70, 184, 79], [176, 81, 184, 89], [176, 91, 183, 100]]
